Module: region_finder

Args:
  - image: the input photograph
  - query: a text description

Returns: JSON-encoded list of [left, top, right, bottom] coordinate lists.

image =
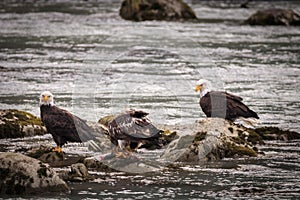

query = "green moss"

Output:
[[246, 129, 264, 145], [6, 109, 42, 126], [98, 115, 115, 127], [231, 136, 245, 145], [225, 142, 257, 157], [236, 128, 264, 145]]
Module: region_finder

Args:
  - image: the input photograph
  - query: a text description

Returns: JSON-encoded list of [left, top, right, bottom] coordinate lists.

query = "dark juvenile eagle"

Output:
[[195, 79, 259, 121], [39, 91, 98, 153], [108, 109, 163, 154]]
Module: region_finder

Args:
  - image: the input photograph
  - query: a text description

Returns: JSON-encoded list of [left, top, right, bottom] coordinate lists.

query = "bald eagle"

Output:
[[195, 79, 259, 121], [39, 91, 98, 153], [108, 109, 163, 156]]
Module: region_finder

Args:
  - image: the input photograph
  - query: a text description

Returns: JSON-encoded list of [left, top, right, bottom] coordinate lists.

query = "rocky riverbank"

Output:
[[1, 109, 299, 195]]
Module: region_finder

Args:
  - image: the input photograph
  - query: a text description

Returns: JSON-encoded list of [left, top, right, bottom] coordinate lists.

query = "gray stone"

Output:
[[245, 9, 300, 26], [0, 152, 69, 195], [161, 118, 259, 162], [66, 163, 90, 182], [120, 0, 197, 21]]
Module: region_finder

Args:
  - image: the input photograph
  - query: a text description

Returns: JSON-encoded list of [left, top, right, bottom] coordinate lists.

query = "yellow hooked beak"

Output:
[[43, 95, 49, 102], [195, 85, 202, 92]]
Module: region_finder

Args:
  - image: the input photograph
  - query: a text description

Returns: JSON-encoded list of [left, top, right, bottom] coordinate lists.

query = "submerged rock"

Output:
[[254, 126, 300, 141], [245, 9, 300, 26], [119, 0, 197, 21], [100, 155, 161, 173], [0, 152, 69, 195], [0, 109, 46, 139]]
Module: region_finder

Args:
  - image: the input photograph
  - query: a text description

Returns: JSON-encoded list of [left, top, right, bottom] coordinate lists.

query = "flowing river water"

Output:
[[0, 0, 300, 199]]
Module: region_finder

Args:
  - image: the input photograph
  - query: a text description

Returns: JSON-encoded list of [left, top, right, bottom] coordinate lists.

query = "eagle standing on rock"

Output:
[[195, 79, 259, 122], [39, 91, 99, 153]]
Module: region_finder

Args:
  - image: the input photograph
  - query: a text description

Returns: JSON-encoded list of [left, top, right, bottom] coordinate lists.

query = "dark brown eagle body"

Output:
[[108, 110, 162, 149], [200, 91, 259, 121], [40, 105, 95, 147]]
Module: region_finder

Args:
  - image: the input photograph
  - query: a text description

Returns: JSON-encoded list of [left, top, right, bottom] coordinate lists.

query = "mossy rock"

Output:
[[0, 109, 47, 139], [161, 118, 260, 162], [254, 126, 300, 141], [224, 142, 257, 158], [237, 129, 264, 145], [98, 115, 115, 128]]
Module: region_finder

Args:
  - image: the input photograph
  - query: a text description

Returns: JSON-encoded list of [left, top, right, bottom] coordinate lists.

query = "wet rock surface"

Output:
[[0, 109, 47, 139], [66, 163, 90, 182], [245, 9, 300, 26], [26, 145, 65, 163], [161, 118, 300, 162], [0, 152, 70, 195], [119, 0, 197, 21], [254, 126, 300, 141], [1, 110, 300, 196], [161, 118, 261, 162]]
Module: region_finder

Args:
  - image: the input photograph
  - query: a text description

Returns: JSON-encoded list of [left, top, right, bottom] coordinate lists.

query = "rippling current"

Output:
[[0, 0, 300, 199]]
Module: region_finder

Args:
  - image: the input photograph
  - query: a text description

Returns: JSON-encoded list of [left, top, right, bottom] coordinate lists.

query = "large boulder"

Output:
[[161, 118, 262, 162], [0, 109, 47, 139], [119, 0, 197, 21], [0, 152, 69, 195], [245, 9, 300, 26]]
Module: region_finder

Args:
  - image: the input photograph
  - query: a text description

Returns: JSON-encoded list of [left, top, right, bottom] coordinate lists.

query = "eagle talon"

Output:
[[52, 146, 63, 153]]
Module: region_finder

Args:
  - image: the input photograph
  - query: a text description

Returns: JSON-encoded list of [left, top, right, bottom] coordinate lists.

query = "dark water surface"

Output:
[[0, 0, 300, 199]]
